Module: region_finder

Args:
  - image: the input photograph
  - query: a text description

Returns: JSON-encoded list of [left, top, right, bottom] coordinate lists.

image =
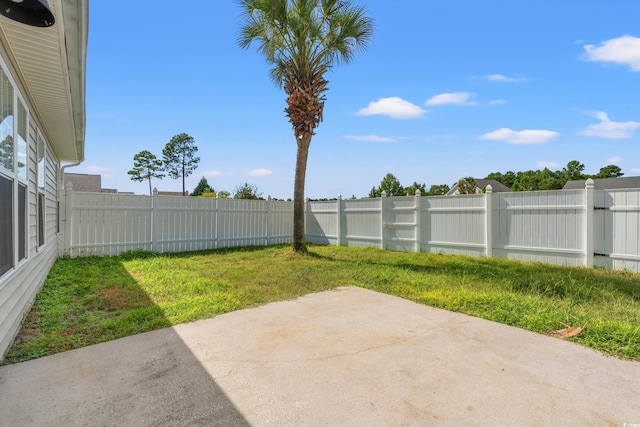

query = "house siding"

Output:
[[0, 241, 57, 358], [0, 49, 62, 360], [0, 0, 87, 361]]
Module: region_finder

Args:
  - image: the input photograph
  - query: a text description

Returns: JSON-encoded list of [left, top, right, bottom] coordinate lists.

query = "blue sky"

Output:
[[71, 1, 640, 198]]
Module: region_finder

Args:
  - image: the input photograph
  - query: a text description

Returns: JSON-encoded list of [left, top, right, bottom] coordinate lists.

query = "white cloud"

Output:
[[479, 128, 559, 145], [356, 97, 426, 119], [82, 165, 110, 173], [426, 92, 476, 106], [344, 135, 397, 143], [484, 74, 527, 83], [248, 168, 272, 177], [579, 111, 640, 139], [632, 168, 640, 174], [608, 156, 622, 164], [489, 99, 507, 105], [202, 170, 223, 177], [537, 161, 559, 169], [584, 35, 640, 71]]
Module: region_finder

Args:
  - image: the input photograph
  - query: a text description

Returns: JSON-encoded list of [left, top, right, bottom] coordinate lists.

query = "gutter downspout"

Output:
[[58, 160, 82, 256], [59, 159, 82, 189]]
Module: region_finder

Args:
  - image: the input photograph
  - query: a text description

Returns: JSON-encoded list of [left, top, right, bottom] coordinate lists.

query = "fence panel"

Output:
[[385, 196, 418, 252], [153, 195, 214, 253], [594, 189, 640, 272], [69, 192, 152, 256], [421, 195, 486, 256], [342, 198, 382, 248], [306, 200, 339, 245], [493, 190, 586, 266], [268, 200, 294, 246]]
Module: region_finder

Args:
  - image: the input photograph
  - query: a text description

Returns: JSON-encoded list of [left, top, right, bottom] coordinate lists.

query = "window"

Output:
[[0, 175, 12, 276], [38, 193, 44, 247], [0, 60, 30, 278], [18, 183, 26, 260], [0, 67, 13, 172], [37, 134, 44, 189], [17, 100, 27, 259], [0, 66, 14, 277], [17, 101, 27, 180], [37, 134, 45, 247]]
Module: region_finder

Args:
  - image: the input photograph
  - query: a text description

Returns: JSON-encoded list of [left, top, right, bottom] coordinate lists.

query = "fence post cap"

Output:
[[381, 190, 387, 198], [415, 189, 421, 197], [153, 187, 158, 195], [65, 181, 73, 191], [267, 195, 272, 201], [486, 184, 493, 193], [585, 178, 595, 188]]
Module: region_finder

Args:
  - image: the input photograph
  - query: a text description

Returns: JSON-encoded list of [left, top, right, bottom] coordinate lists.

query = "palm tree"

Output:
[[238, 0, 374, 252]]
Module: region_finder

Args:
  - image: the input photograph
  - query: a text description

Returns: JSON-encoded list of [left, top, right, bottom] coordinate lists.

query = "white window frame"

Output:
[[36, 130, 47, 250], [16, 93, 29, 263], [0, 55, 29, 281], [16, 95, 28, 184]]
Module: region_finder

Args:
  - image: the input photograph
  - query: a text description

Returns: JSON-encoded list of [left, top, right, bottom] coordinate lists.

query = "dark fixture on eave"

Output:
[[0, 0, 55, 27]]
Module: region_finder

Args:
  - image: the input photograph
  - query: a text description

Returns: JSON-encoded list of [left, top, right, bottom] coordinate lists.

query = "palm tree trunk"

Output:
[[293, 136, 311, 252]]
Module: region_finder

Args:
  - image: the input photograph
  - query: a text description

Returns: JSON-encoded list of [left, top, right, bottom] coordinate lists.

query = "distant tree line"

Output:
[[485, 160, 623, 192], [368, 173, 450, 198], [366, 160, 625, 199]]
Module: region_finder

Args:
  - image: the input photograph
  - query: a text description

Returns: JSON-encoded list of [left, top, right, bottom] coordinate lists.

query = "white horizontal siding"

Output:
[[0, 120, 60, 360], [0, 242, 56, 359]]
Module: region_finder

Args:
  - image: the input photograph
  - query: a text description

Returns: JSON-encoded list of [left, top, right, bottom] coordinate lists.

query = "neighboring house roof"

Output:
[[64, 173, 102, 192], [563, 176, 640, 190], [0, 0, 89, 163], [446, 179, 511, 195], [157, 191, 189, 196]]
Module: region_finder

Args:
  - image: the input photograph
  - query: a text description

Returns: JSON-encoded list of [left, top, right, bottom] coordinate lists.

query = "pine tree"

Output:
[[162, 133, 200, 196], [127, 150, 165, 195], [191, 177, 213, 197]]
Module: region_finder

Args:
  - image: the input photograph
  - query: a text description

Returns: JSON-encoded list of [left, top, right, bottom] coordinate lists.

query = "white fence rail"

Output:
[[59, 186, 293, 256], [305, 182, 640, 273], [59, 181, 640, 273]]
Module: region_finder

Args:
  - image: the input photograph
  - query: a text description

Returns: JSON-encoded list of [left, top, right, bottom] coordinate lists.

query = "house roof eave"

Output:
[[0, 0, 88, 163]]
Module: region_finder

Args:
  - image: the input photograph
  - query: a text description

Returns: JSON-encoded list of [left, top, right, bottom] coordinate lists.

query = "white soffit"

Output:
[[0, 0, 87, 162]]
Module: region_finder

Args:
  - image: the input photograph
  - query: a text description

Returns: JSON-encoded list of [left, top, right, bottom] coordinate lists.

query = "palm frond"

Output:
[[238, 0, 373, 87]]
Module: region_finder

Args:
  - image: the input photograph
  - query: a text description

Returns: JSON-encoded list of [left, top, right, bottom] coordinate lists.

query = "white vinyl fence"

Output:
[[59, 185, 293, 256], [305, 181, 640, 273], [59, 180, 640, 273]]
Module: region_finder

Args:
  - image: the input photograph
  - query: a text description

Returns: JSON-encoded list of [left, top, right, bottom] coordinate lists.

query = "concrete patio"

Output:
[[1, 286, 638, 426]]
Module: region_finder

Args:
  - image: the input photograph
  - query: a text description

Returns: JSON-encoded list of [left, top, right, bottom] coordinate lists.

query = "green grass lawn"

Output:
[[3, 245, 640, 364]]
